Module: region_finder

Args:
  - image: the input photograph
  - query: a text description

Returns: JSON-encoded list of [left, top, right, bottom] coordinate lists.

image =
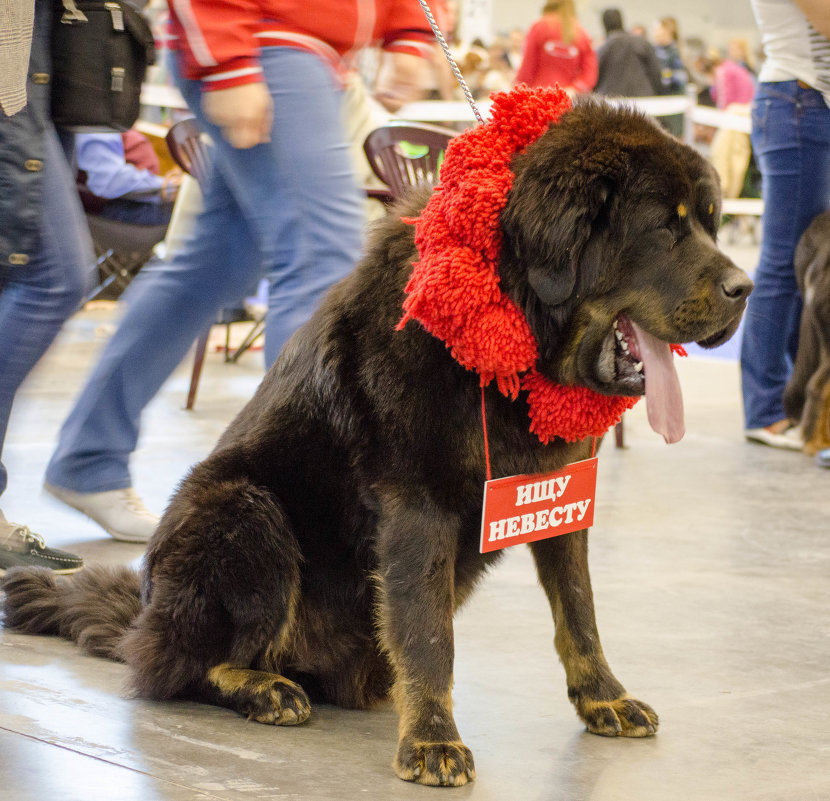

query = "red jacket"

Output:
[[515, 17, 597, 95], [168, 0, 441, 90]]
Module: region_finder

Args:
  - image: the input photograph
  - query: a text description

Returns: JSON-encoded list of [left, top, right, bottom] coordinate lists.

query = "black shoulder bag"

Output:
[[51, 0, 156, 131]]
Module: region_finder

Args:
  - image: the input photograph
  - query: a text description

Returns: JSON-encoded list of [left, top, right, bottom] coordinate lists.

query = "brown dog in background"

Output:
[[784, 210, 830, 454]]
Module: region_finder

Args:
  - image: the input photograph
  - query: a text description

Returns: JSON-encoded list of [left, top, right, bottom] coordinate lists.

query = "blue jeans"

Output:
[[740, 81, 830, 429], [97, 196, 176, 226], [0, 127, 91, 497], [46, 47, 364, 493]]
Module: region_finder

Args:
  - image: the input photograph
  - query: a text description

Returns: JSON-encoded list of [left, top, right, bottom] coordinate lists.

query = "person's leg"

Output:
[[741, 82, 830, 432], [46, 54, 277, 512], [46, 48, 363, 516], [181, 48, 365, 368], [0, 126, 90, 498], [45, 162, 262, 496], [260, 51, 364, 366], [0, 126, 90, 574]]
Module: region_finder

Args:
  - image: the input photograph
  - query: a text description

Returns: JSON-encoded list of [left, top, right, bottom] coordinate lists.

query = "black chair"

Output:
[[83, 214, 168, 303], [164, 117, 265, 409]]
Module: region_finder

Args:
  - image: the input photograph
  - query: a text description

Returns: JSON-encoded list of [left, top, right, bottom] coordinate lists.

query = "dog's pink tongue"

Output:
[[630, 322, 685, 444]]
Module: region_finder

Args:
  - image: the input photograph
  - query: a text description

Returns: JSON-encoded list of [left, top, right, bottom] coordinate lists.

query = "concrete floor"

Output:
[[1, 240, 829, 801]]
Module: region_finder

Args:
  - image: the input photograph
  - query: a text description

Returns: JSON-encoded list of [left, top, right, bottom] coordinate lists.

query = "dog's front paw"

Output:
[[395, 738, 476, 786], [576, 694, 658, 737]]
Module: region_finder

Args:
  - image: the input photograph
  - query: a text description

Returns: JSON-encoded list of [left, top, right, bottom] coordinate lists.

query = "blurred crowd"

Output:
[[417, 5, 758, 109], [371, 2, 761, 200]]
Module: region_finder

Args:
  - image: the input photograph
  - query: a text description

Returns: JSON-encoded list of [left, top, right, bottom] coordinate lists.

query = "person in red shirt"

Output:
[[514, 0, 598, 96]]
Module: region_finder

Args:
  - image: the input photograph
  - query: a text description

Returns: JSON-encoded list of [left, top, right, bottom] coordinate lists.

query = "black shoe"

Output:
[[816, 449, 830, 469], [0, 514, 84, 575]]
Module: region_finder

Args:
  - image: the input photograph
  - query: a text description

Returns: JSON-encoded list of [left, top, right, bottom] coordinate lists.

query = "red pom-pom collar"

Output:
[[397, 86, 678, 444]]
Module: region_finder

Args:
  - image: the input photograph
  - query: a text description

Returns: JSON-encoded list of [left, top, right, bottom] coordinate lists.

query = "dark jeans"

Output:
[[98, 196, 176, 227], [0, 126, 90, 496], [740, 81, 830, 429]]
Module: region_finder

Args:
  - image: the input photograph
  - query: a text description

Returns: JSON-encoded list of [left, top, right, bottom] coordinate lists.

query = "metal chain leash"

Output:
[[416, 0, 484, 125]]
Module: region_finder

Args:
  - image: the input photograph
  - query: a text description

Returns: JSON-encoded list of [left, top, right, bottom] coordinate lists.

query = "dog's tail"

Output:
[[2, 564, 141, 661]]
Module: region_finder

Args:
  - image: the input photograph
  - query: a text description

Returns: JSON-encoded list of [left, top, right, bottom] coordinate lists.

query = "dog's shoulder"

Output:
[[795, 210, 830, 291], [216, 185, 462, 452]]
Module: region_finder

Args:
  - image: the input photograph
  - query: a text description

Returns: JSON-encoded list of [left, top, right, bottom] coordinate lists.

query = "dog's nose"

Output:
[[720, 270, 754, 301]]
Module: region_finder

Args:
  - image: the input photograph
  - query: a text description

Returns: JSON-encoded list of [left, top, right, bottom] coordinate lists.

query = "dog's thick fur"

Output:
[[784, 210, 830, 454], [3, 100, 752, 786]]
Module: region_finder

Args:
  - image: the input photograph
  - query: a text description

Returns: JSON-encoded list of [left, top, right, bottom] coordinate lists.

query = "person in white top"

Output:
[[740, 0, 830, 457]]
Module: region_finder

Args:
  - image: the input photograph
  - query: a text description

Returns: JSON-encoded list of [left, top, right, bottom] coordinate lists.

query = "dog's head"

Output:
[[498, 99, 753, 440]]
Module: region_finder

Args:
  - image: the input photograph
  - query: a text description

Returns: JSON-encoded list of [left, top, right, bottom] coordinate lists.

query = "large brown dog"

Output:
[[784, 210, 830, 454], [2, 99, 752, 786]]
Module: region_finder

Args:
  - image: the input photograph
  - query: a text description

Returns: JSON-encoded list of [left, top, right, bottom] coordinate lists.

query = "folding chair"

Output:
[[83, 214, 168, 303]]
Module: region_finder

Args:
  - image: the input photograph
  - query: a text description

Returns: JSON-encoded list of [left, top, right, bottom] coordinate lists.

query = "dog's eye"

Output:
[[699, 201, 720, 236]]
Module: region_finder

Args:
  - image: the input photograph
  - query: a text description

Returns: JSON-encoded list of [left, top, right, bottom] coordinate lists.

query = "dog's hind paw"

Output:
[[205, 665, 311, 726], [249, 676, 311, 725], [578, 695, 659, 738], [394, 738, 476, 786]]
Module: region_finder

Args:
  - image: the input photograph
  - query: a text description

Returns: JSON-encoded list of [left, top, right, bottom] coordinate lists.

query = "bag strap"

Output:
[[60, 0, 88, 23], [121, 1, 157, 66]]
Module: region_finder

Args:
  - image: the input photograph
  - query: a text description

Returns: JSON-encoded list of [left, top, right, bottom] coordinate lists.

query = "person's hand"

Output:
[[201, 82, 273, 149], [374, 51, 430, 113], [161, 167, 183, 201]]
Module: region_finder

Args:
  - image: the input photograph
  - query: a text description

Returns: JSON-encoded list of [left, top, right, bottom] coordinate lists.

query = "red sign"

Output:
[[479, 457, 598, 553]]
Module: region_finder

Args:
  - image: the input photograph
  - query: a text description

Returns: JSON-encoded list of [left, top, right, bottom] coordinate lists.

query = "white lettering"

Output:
[[488, 518, 506, 541], [516, 484, 533, 506], [515, 474, 575, 507], [563, 503, 577, 524], [488, 493, 592, 545], [535, 479, 560, 503], [554, 475, 571, 498]]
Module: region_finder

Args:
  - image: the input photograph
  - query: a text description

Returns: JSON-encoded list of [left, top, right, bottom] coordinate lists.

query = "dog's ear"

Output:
[[502, 175, 611, 308]]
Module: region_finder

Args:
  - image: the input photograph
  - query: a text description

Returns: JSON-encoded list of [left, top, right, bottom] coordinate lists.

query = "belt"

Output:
[[797, 79, 814, 90]]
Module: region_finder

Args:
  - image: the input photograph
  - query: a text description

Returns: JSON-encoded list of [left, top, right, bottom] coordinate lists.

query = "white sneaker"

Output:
[[43, 483, 159, 543], [744, 424, 803, 451]]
